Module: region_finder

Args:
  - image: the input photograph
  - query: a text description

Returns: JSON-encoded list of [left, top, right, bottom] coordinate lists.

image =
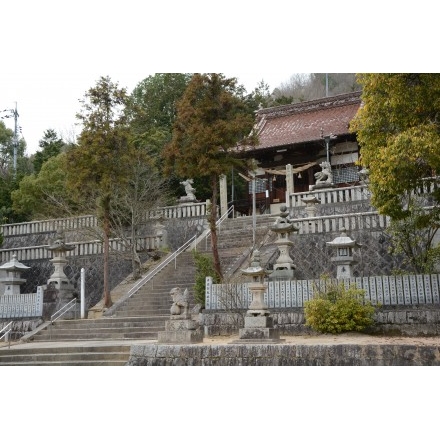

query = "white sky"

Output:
[[1, 1, 436, 157]]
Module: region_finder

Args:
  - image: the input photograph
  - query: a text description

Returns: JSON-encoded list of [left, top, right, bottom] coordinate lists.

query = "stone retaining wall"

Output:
[[201, 305, 440, 337], [127, 342, 440, 366]]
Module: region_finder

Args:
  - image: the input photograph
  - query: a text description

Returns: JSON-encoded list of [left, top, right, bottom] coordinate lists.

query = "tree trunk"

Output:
[[210, 175, 223, 280]]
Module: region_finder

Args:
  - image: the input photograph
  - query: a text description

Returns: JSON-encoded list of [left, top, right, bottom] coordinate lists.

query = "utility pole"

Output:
[[1, 102, 20, 177]]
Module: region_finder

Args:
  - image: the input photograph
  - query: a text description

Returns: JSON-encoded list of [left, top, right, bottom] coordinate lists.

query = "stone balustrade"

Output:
[[291, 211, 390, 234], [1, 202, 209, 238], [289, 177, 438, 208], [0, 287, 44, 319], [289, 184, 370, 207], [1, 215, 97, 237], [0, 236, 157, 263], [205, 273, 440, 310]]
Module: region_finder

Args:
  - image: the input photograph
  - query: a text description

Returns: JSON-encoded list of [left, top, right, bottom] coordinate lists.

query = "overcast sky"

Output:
[[2, 0, 438, 429], [1, 1, 436, 156]]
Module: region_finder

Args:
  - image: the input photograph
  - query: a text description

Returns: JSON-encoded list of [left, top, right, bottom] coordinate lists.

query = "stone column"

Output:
[[285, 164, 294, 207], [219, 174, 228, 217]]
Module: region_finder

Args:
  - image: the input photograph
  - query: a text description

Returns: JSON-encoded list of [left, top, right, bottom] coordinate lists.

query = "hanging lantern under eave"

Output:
[[326, 228, 361, 279]]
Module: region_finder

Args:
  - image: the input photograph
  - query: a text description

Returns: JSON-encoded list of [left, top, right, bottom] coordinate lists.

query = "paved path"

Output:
[[2, 333, 440, 351]]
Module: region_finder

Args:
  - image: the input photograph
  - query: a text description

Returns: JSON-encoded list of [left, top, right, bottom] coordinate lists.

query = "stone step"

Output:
[[37, 326, 164, 335], [0, 351, 130, 363], [31, 331, 159, 341], [117, 298, 172, 306], [113, 311, 169, 316], [114, 311, 170, 318], [0, 360, 129, 366], [0, 344, 132, 366], [52, 318, 164, 327]]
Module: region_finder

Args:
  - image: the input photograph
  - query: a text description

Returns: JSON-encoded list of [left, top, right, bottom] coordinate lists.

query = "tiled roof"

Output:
[[242, 91, 361, 152]]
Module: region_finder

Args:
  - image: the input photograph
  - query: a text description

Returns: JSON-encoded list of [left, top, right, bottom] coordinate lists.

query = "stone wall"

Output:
[[0, 318, 43, 341], [282, 229, 407, 279], [127, 342, 440, 366], [200, 306, 440, 337]]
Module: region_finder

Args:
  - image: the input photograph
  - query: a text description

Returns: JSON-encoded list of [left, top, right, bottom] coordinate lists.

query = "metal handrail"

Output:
[[104, 205, 234, 316], [49, 298, 78, 340], [50, 298, 77, 324], [0, 321, 13, 349]]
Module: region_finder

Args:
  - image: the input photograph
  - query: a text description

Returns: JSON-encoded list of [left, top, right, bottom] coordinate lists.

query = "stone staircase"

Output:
[[1, 215, 277, 365], [204, 214, 276, 276], [28, 317, 166, 342], [0, 342, 132, 366], [108, 251, 197, 318]]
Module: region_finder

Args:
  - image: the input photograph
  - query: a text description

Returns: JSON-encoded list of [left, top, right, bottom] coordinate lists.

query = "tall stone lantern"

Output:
[[233, 250, 282, 343], [326, 228, 361, 279], [0, 254, 30, 295], [46, 228, 76, 297], [268, 205, 299, 281]]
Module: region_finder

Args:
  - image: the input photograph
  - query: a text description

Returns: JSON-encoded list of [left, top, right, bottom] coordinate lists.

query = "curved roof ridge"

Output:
[[256, 91, 362, 120]]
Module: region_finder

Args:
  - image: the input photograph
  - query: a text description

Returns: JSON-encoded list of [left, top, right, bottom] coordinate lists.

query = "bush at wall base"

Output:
[[304, 281, 376, 334]]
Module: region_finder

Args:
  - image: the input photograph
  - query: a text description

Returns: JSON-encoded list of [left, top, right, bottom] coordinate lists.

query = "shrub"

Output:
[[192, 250, 221, 308], [304, 281, 376, 334]]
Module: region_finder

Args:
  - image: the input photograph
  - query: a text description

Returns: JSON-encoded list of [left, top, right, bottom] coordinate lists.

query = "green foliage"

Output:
[[11, 153, 77, 219], [33, 129, 66, 174], [0, 120, 32, 223], [304, 282, 376, 334], [129, 73, 192, 135], [128, 74, 192, 180], [192, 250, 221, 307], [386, 201, 440, 274], [164, 73, 256, 180], [350, 73, 440, 220]]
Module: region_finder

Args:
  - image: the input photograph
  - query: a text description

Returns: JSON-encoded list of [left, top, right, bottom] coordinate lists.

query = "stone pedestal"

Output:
[[178, 197, 196, 204], [237, 315, 280, 342], [309, 182, 335, 191], [158, 316, 203, 344]]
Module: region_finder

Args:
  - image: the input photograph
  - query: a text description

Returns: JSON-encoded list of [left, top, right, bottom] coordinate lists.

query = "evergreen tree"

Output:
[[33, 129, 66, 174], [163, 73, 256, 278], [67, 76, 131, 308]]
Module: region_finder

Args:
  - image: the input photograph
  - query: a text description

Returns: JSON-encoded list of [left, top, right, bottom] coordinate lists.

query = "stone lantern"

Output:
[[326, 228, 361, 279], [233, 249, 282, 343], [268, 205, 298, 281], [46, 228, 76, 297], [0, 254, 30, 295], [302, 195, 321, 218]]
